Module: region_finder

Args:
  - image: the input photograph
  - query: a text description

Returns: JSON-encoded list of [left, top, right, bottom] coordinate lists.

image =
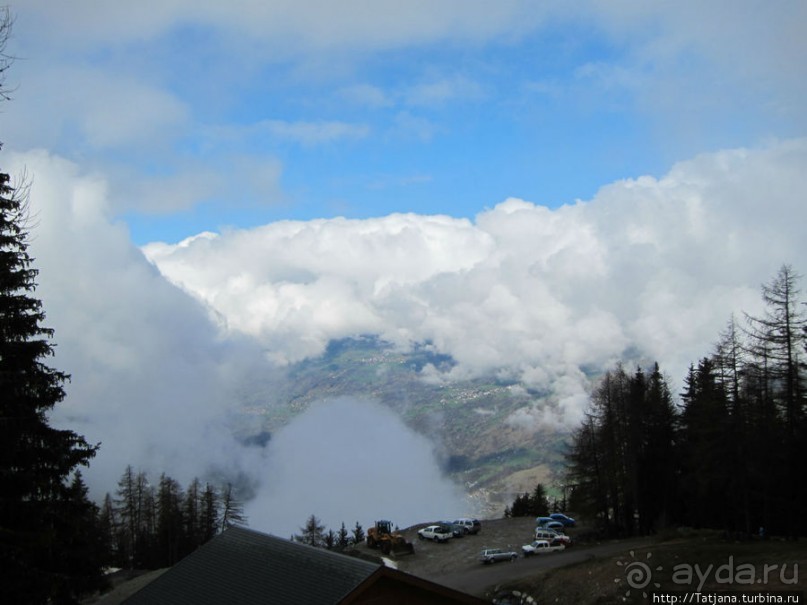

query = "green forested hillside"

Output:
[[235, 336, 570, 508]]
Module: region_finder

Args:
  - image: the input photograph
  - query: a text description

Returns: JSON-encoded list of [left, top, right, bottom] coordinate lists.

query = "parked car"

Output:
[[479, 548, 518, 564], [549, 513, 576, 527], [543, 521, 565, 531], [534, 528, 572, 545], [454, 518, 481, 534], [535, 516, 554, 527], [417, 525, 452, 542], [522, 539, 566, 556], [439, 522, 466, 538]]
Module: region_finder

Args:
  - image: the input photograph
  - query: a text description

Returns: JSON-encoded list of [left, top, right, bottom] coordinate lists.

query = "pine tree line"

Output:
[[566, 265, 807, 538], [503, 483, 553, 518], [99, 466, 247, 570], [292, 514, 367, 552]]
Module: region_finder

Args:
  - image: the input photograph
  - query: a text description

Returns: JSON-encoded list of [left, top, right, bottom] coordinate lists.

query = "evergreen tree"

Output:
[[639, 363, 678, 531], [530, 483, 550, 517], [678, 359, 731, 529], [0, 25, 102, 593], [295, 514, 326, 547], [50, 472, 110, 601], [114, 466, 151, 568], [98, 492, 123, 567], [711, 318, 753, 534], [351, 521, 365, 545], [503, 484, 551, 518], [336, 522, 350, 550], [107, 470, 226, 569], [743, 265, 806, 537], [592, 366, 633, 535], [219, 482, 246, 531], [744, 265, 806, 437], [183, 477, 202, 551], [155, 473, 184, 567], [139, 482, 157, 566], [508, 492, 531, 517], [566, 363, 677, 536], [199, 482, 219, 543], [566, 414, 610, 524], [0, 172, 103, 596]]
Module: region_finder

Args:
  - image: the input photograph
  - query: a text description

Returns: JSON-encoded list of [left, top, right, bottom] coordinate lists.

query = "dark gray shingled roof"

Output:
[[122, 526, 381, 604]]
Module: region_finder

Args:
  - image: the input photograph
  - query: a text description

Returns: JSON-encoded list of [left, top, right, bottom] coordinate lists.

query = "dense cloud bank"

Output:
[[7, 139, 807, 530], [246, 397, 469, 537], [144, 140, 807, 423]]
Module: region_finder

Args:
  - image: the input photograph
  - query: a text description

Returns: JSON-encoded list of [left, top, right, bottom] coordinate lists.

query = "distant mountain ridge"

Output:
[[235, 337, 570, 511]]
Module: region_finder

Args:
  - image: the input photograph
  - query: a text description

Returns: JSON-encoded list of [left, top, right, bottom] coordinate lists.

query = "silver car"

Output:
[[479, 548, 518, 564]]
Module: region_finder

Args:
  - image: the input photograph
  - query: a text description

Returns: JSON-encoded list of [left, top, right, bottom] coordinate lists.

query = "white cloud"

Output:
[[98, 154, 285, 215], [5, 64, 189, 153], [246, 397, 469, 537], [19, 1, 804, 107], [389, 112, 439, 142], [143, 212, 492, 362], [403, 75, 485, 108], [338, 84, 393, 108], [18, 1, 545, 55], [7, 149, 267, 498], [6, 0, 807, 531], [2, 151, 472, 530], [145, 139, 807, 404], [6, 138, 806, 530], [258, 119, 370, 146]]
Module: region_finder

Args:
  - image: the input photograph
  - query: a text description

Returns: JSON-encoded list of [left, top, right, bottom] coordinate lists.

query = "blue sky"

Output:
[[7, 1, 805, 244]]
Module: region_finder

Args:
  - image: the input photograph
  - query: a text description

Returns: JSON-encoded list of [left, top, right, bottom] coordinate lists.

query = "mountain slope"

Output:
[[236, 337, 571, 511]]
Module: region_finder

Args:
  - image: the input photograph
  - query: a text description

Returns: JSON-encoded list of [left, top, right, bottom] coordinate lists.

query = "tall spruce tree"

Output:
[[351, 521, 365, 545], [0, 118, 102, 602], [637, 364, 677, 532], [678, 359, 731, 529], [743, 265, 806, 537], [155, 474, 184, 567], [219, 482, 246, 531], [744, 265, 806, 437], [295, 514, 326, 547], [199, 482, 220, 543], [566, 363, 677, 536]]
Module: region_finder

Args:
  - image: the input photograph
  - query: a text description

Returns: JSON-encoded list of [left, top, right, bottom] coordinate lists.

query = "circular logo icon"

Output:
[[615, 550, 662, 600]]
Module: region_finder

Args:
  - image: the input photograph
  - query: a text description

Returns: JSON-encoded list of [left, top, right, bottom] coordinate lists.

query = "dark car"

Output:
[[439, 522, 466, 538], [549, 513, 576, 527]]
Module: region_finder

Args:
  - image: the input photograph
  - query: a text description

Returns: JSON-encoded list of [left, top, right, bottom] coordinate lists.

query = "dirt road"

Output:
[[429, 536, 652, 596]]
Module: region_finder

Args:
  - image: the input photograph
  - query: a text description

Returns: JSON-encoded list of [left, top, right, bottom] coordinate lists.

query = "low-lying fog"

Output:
[[246, 397, 470, 537]]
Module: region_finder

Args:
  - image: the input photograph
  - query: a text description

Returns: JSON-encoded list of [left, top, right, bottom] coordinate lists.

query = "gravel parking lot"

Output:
[[361, 517, 541, 577], [358, 517, 654, 599]]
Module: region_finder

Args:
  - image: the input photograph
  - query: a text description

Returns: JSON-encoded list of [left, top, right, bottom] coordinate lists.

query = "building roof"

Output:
[[340, 566, 489, 604], [122, 526, 380, 604], [122, 526, 488, 605]]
